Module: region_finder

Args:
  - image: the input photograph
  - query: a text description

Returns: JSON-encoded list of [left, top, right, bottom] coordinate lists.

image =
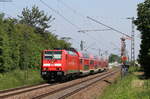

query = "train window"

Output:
[[67, 51, 77, 56], [44, 51, 62, 60], [73, 52, 77, 56], [80, 59, 83, 64], [72, 51, 77, 56], [90, 60, 94, 65], [67, 51, 73, 55], [83, 53, 89, 58]]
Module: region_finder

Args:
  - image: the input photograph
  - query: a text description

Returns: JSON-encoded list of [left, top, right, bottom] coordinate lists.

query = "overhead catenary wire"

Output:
[[40, 0, 111, 52], [39, 1, 92, 44], [56, 0, 123, 50], [56, 0, 85, 19], [56, 0, 111, 49], [78, 29, 112, 33], [82, 31, 110, 51], [87, 16, 132, 38], [40, 0, 81, 30], [40, 0, 82, 46], [56, 0, 126, 21]]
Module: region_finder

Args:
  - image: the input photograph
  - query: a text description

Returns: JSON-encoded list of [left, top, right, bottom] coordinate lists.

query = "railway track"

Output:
[[32, 69, 119, 99], [0, 83, 45, 94], [0, 83, 55, 99], [0, 69, 119, 99]]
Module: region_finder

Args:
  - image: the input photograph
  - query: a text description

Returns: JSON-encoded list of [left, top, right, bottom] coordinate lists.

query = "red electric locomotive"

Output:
[[41, 48, 80, 81]]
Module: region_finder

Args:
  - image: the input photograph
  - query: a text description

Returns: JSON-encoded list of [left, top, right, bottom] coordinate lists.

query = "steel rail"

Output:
[[32, 69, 119, 99], [0, 83, 58, 98], [59, 70, 118, 99], [0, 82, 45, 94]]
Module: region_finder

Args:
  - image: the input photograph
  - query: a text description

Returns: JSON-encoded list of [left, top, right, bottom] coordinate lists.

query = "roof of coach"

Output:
[[54, 48, 78, 52], [43, 48, 78, 52], [78, 52, 90, 58], [94, 55, 98, 59], [77, 52, 83, 57], [43, 49, 63, 51], [89, 54, 94, 59]]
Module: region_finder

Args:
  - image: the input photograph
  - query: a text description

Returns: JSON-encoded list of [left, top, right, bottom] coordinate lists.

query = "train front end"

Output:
[[41, 50, 65, 81]]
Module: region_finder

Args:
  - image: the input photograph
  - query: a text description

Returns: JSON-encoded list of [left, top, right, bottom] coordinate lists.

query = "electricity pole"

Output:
[[127, 17, 135, 66], [80, 40, 84, 51], [99, 49, 101, 56], [120, 37, 126, 62]]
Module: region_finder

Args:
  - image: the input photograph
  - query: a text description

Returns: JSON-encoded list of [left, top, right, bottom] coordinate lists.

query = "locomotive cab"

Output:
[[41, 50, 65, 81]]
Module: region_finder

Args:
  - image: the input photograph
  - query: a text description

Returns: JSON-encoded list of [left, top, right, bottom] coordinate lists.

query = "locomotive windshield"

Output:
[[44, 51, 62, 60]]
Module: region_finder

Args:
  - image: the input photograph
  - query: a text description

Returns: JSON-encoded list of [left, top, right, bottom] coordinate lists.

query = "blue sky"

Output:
[[0, 0, 144, 59]]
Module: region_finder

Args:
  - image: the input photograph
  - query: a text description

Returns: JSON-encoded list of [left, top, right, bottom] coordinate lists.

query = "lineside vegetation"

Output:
[[134, 0, 150, 78], [0, 69, 44, 90], [0, 6, 71, 89], [100, 67, 150, 99], [0, 6, 71, 73]]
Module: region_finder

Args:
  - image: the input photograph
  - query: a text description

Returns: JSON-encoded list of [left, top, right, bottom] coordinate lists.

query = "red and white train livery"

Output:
[[41, 48, 108, 81]]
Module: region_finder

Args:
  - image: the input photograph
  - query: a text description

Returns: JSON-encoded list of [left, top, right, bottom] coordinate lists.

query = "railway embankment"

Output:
[[66, 68, 120, 99], [0, 68, 118, 99], [1, 67, 148, 99], [0, 69, 44, 90], [100, 67, 150, 99]]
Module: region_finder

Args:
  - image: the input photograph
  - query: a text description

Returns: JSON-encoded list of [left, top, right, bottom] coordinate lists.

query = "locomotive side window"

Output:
[[44, 51, 62, 60], [90, 60, 94, 65], [83, 53, 89, 58], [80, 59, 83, 64], [67, 51, 77, 56]]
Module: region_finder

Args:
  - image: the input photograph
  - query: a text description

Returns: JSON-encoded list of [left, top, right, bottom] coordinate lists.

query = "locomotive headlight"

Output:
[[42, 68, 46, 71], [58, 67, 62, 70], [56, 67, 62, 71]]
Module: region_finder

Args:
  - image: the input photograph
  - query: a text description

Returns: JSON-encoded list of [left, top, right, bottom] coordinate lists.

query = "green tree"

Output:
[[18, 5, 54, 32], [109, 54, 121, 63], [0, 10, 71, 73], [134, 0, 150, 78], [0, 16, 13, 72]]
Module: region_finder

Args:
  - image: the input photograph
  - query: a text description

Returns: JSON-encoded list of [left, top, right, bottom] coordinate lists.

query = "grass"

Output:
[[100, 67, 150, 99], [0, 69, 44, 90]]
